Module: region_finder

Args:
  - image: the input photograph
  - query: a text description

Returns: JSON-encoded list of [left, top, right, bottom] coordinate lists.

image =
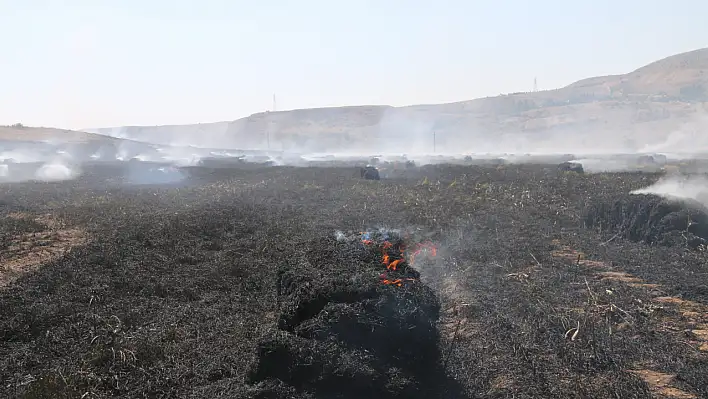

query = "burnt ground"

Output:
[[1, 162, 707, 398]]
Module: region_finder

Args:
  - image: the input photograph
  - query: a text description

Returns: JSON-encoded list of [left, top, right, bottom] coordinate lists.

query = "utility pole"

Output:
[[433, 131, 436, 153], [266, 94, 275, 150]]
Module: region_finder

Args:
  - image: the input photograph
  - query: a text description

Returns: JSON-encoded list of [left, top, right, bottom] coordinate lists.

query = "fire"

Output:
[[380, 277, 416, 287], [388, 259, 403, 271], [359, 231, 438, 287]]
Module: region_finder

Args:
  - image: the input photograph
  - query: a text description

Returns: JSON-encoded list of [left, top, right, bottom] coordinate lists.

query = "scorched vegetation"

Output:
[[1, 162, 707, 398]]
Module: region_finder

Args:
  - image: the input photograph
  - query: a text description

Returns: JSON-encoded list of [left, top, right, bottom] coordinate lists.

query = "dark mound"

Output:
[[637, 155, 661, 165], [585, 193, 708, 248], [243, 232, 461, 398], [360, 166, 381, 180], [558, 161, 584, 173]]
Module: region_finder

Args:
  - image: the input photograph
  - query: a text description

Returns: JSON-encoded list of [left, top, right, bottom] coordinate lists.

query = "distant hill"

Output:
[[0, 125, 123, 144], [567, 47, 708, 97], [86, 48, 708, 154]]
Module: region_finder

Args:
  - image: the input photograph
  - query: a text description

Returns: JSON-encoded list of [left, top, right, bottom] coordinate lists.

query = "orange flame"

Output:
[[387, 259, 403, 271], [360, 232, 438, 287], [381, 278, 415, 287]]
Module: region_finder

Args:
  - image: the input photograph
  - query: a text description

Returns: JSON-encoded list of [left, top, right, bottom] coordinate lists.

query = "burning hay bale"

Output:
[[558, 161, 584, 174], [584, 194, 708, 249], [243, 230, 461, 398], [360, 165, 381, 180]]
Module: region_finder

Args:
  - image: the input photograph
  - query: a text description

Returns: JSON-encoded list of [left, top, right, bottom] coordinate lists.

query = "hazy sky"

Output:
[[1, 0, 706, 130]]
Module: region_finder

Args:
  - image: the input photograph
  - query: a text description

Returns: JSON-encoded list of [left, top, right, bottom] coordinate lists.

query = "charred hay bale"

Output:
[[291, 283, 438, 358], [359, 165, 381, 180], [247, 331, 421, 398], [561, 153, 576, 162], [676, 159, 708, 174], [558, 161, 584, 174], [637, 155, 657, 165], [245, 235, 456, 398], [275, 258, 437, 361], [275, 274, 378, 333], [584, 194, 708, 248]]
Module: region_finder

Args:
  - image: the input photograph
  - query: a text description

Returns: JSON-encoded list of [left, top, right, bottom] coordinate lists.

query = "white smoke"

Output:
[[335, 230, 346, 242], [35, 161, 78, 181], [638, 112, 708, 155], [631, 175, 708, 207], [127, 164, 185, 185], [156, 146, 203, 166], [0, 149, 45, 163]]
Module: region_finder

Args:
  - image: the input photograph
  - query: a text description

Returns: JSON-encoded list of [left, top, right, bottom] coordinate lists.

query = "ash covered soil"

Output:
[[1, 162, 708, 398]]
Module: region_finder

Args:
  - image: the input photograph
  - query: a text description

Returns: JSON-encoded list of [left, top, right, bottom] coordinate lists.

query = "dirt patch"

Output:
[[0, 213, 87, 288], [437, 276, 477, 342], [630, 283, 663, 289], [628, 369, 696, 399], [652, 297, 708, 322], [653, 296, 704, 308], [597, 271, 644, 284], [550, 240, 611, 269], [691, 328, 708, 341]]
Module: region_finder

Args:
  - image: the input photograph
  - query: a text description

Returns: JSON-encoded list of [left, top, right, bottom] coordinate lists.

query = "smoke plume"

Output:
[[631, 175, 708, 208]]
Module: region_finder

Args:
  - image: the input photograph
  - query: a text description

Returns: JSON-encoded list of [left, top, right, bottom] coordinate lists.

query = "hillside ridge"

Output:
[[85, 48, 708, 154]]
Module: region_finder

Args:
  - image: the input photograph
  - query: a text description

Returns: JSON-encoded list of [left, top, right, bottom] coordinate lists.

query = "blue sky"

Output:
[[1, 0, 706, 129]]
